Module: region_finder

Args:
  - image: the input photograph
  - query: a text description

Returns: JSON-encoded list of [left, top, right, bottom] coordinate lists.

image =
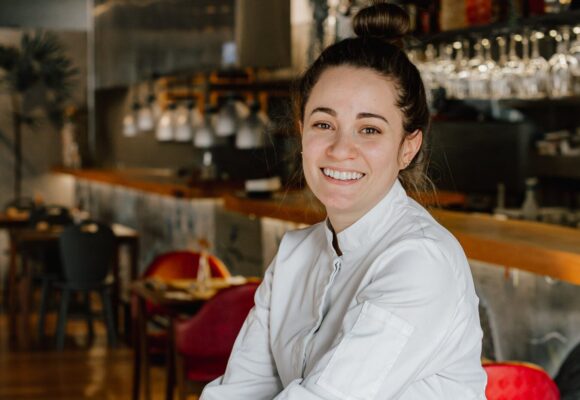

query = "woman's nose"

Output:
[[326, 130, 357, 159]]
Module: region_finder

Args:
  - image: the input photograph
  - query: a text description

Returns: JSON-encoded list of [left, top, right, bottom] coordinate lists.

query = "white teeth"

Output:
[[322, 168, 364, 181]]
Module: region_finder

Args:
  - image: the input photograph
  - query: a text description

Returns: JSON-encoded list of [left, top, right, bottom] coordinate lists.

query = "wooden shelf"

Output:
[[416, 9, 580, 44], [533, 155, 580, 180]]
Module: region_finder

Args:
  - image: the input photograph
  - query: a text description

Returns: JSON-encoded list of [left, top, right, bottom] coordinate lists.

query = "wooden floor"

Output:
[[0, 312, 169, 400]]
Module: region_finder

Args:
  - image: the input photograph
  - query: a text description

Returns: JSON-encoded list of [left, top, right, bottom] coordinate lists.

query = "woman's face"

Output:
[[301, 66, 421, 231]]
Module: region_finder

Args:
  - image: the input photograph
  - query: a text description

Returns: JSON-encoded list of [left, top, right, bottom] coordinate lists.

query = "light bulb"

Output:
[[123, 102, 140, 137], [137, 105, 154, 131], [174, 103, 193, 142], [194, 114, 216, 148], [156, 104, 176, 142], [215, 98, 238, 137]]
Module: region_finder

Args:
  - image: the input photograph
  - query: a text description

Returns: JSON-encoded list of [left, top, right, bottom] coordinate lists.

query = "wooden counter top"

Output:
[[55, 168, 580, 285], [224, 193, 580, 285], [54, 167, 243, 198]]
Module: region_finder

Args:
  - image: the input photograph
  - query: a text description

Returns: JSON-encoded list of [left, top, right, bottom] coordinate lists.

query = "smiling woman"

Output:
[[301, 66, 422, 232], [200, 2, 487, 400]]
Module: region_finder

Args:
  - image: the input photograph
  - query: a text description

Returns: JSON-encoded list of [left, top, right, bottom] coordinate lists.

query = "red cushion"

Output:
[[176, 282, 260, 381], [184, 356, 229, 382], [485, 363, 560, 400]]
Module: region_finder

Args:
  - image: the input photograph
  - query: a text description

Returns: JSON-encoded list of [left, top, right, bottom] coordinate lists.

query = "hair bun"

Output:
[[352, 2, 410, 48]]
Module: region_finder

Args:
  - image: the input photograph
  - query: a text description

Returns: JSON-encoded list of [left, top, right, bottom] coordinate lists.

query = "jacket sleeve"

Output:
[[200, 259, 283, 400], [272, 240, 477, 400]]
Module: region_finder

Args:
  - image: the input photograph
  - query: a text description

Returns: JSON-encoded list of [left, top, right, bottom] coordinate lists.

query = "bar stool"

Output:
[[484, 362, 560, 400]]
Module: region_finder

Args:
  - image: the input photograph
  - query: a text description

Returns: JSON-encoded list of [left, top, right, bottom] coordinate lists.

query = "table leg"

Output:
[[166, 317, 176, 400], [129, 239, 139, 282], [112, 244, 121, 337], [122, 240, 139, 343], [19, 255, 32, 348], [7, 237, 18, 341], [132, 296, 144, 400]]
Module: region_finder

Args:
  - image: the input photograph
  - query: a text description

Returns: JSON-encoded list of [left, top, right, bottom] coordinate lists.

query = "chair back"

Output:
[[144, 250, 230, 280], [140, 251, 230, 316], [484, 362, 560, 400], [175, 281, 259, 381], [30, 205, 73, 227], [59, 222, 116, 288]]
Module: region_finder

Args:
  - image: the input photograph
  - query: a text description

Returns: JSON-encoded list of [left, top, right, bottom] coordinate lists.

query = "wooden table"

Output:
[[7, 223, 139, 346], [131, 280, 217, 400], [0, 211, 30, 229]]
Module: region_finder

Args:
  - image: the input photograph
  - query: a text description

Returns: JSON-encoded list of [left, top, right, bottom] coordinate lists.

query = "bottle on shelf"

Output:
[[521, 177, 540, 221], [196, 238, 212, 293]]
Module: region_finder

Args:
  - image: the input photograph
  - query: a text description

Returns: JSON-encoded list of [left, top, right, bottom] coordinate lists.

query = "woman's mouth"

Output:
[[321, 168, 365, 181]]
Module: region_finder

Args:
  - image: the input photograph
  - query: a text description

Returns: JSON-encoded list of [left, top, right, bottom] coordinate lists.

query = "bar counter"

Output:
[[54, 168, 580, 285]]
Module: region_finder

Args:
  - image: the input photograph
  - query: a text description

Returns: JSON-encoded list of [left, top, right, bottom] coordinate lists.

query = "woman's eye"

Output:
[[361, 127, 381, 135], [313, 122, 332, 130]]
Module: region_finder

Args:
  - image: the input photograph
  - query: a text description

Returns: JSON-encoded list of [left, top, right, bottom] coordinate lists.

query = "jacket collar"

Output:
[[324, 179, 408, 256]]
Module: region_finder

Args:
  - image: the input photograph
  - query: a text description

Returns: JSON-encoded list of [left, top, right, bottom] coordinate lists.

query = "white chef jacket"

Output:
[[201, 180, 487, 400]]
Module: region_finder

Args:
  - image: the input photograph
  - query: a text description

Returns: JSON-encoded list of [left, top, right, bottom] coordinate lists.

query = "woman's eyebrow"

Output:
[[357, 112, 389, 125], [310, 107, 336, 117]]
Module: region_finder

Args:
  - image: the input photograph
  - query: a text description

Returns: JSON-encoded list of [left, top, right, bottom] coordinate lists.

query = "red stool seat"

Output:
[[484, 362, 560, 400]]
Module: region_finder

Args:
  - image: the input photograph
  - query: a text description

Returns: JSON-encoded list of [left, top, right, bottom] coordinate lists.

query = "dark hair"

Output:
[[294, 1, 434, 200]]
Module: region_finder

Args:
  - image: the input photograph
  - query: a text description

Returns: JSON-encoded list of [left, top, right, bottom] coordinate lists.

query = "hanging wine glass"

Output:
[[504, 33, 525, 98], [490, 36, 511, 99], [468, 37, 491, 99], [420, 44, 438, 90], [525, 30, 550, 99], [415, 44, 437, 106], [548, 27, 578, 98], [569, 26, 580, 95], [448, 40, 470, 99], [434, 43, 456, 98]]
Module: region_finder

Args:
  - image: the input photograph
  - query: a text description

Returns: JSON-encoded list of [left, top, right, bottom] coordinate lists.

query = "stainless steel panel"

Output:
[[94, 0, 291, 88]]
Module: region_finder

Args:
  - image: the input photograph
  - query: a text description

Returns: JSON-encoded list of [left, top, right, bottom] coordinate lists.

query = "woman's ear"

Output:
[[399, 129, 422, 168], [298, 120, 303, 135]]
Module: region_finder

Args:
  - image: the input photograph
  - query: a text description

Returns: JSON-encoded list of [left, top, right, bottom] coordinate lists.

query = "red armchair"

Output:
[[174, 281, 260, 399], [484, 362, 560, 400], [132, 250, 230, 400]]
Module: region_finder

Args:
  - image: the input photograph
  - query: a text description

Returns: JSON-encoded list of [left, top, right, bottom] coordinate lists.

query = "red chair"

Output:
[[484, 362, 560, 400], [140, 251, 230, 316], [133, 250, 230, 400], [174, 281, 260, 399]]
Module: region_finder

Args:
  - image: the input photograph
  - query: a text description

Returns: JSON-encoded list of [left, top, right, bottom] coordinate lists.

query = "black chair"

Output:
[[53, 221, 117, 350], [29, 206, 74, 340]]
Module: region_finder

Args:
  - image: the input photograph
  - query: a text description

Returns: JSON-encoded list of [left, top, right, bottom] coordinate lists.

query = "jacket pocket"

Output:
[[317, 302, 414, 400]]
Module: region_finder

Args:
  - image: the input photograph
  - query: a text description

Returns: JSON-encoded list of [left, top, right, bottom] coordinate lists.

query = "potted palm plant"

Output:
[[0, 31, 78, 200]]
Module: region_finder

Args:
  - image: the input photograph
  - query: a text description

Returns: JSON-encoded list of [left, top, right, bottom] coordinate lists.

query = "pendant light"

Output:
[[156, 102, 176, 142]]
